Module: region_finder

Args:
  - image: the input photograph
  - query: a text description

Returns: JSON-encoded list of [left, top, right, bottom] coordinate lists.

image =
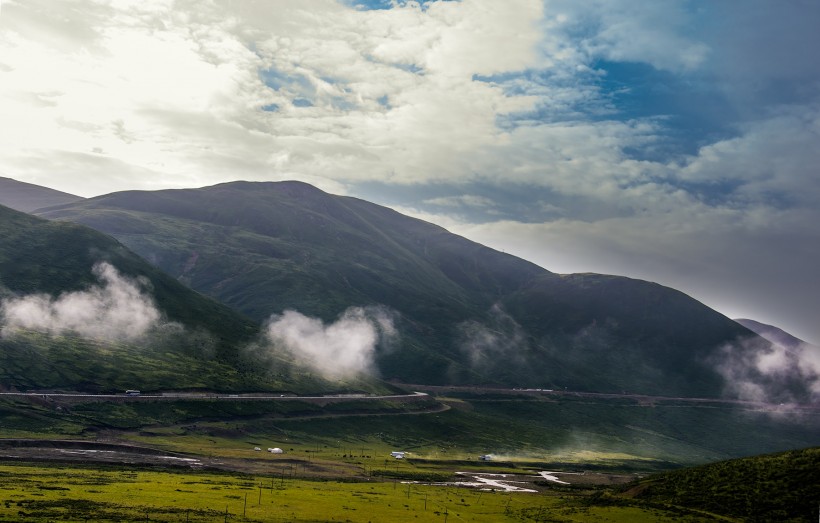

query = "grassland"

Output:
[[0, 462, 724, 522], [1, 388, 818, 521]]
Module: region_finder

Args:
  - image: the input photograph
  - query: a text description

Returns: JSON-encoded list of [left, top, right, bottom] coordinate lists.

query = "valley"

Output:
[[1, 179, 819, 521], [2, 0, 819, 518]]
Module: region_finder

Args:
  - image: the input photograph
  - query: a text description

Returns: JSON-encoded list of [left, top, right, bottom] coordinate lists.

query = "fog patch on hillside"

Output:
[[0, 262, 169, 341], [712, 336, 820, 404], [261, 306, 397, 379], [457, 304, 530, 371]]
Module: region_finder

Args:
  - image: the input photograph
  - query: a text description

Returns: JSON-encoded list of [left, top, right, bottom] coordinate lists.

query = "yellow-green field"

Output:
[[0, 463, 723, 522]]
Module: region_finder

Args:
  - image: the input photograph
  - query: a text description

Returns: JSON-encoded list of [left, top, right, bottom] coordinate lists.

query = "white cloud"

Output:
[[541, 0, 710, 73], [0, 0, 547, 194], [0, 262, 167, 341], [678, 105, 820, 206], [262, 306, 396, 379]]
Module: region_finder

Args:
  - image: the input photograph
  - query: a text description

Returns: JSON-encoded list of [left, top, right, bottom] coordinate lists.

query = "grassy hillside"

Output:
[[0, 204, 347, 393], [38, 181, 774, 397], [620, 446, 820, 521], [0, 204, 255, 353]]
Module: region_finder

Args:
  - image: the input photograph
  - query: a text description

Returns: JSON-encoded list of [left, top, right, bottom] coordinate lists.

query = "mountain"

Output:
[[36, 181, 782, 398], [735, 318, 814, 350], [0, 203, 327, 393], [0, 176, 84, 213]]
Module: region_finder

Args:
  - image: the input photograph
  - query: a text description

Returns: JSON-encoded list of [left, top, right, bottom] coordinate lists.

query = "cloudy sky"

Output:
[[1, 0, 818, 344]]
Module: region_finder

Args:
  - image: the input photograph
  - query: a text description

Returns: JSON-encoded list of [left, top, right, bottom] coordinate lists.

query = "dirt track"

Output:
[[0, 439, 372, 478]]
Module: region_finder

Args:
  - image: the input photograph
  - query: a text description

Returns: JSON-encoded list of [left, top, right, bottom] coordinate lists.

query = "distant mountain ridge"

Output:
[[35, 180, 790, 400], [0, 176, 84, 212], [734, 318, 814, 350]]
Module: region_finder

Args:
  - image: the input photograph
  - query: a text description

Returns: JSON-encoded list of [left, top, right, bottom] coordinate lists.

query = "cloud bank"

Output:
[[1, 262, 166, 341], [2, 0, 818, 343], [262, 306, 396, 379]]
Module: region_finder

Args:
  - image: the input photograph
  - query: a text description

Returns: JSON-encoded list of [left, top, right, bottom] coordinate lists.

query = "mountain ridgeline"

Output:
[[33, 180, 791, 399]]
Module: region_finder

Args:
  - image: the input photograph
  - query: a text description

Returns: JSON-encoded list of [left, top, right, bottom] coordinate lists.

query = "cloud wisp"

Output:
[[261, 306, 397, 379], [457, 304, 530, 372], [0, 262, 168, 341], [711, 337, 820, 405]]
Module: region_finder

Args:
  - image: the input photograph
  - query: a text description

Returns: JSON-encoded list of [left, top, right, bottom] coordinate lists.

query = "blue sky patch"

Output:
[[343, 0, 457, 11], [393, 62, 424, 74], [593, 60, 740, 159], [477, 60, 743, 163], [260, 68, 313, 96], [343, 0, 395, 10]]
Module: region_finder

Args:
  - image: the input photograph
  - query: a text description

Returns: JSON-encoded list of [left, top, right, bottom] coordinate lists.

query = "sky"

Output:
[[0, 0, 818, 344]]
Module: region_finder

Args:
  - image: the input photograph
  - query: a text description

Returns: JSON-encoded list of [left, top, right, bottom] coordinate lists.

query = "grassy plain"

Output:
[[1, 390, 818, 521], [0, 462, 723, 523]]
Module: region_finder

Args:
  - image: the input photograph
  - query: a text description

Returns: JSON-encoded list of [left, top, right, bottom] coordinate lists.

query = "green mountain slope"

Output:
[[620, 446, 820, 521], [0, 204, 325, 393], [37, 181, 777, 397], [0, 176, 84, 213]]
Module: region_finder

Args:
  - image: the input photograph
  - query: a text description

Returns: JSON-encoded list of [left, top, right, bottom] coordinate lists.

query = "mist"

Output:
[[261, 306, 397, 379], [712, 336, 820, 404], [457, 304, 530, 371], [0, 262, 168, 342]]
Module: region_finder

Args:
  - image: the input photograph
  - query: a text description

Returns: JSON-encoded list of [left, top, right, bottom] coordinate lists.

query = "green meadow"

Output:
[[1, 390, 818, 521], [0, 462, 722, 522]]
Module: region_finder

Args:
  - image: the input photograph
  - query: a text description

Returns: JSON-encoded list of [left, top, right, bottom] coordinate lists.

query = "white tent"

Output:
[[268, 447, 284, 454]]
